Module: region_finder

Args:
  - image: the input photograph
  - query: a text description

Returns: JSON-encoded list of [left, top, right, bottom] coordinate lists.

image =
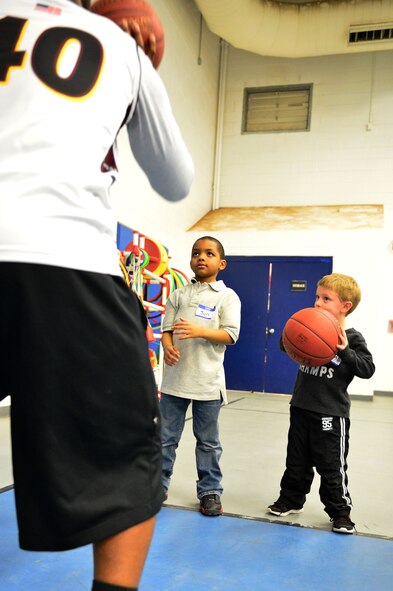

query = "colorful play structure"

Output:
[[117, 222, 189, 392]]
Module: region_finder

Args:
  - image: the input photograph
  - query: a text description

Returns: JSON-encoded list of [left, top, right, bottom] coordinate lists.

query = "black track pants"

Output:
[[279, 406, 352, 517]]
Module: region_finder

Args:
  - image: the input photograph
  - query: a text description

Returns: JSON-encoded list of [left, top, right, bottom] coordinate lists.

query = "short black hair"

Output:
[[192, 236, 225, 259]]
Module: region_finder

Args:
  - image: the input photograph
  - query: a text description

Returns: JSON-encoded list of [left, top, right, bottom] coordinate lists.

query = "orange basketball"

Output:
[[91, 0, 165, 68], [282, 307, 341, 367]]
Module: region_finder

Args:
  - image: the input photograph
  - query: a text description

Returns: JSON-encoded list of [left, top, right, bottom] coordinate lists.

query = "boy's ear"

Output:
[[219, 259, 227, 271], [343, 300, 353, 315]]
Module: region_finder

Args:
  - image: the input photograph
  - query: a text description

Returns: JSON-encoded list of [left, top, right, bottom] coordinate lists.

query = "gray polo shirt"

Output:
[[161, 280, 241, 403]]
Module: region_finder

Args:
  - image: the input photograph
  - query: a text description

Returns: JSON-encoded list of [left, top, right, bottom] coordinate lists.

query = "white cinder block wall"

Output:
[[2, 0, 216, 410], [220, 49, 393, 207], [113, 3, 393, 398], [112, 0, 219, 248], [2, 1, 389, 410], [186, 46, 393, 398]]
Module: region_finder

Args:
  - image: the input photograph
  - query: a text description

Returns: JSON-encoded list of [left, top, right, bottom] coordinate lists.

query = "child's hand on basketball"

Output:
[[163, 344, 180, 366], [120, 18, 157, 65], [337, 328, 348, 351], [173, 317, 201, 340]]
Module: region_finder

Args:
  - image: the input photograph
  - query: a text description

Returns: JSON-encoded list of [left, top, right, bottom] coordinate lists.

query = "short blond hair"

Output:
[[317, 273, 361, 315]]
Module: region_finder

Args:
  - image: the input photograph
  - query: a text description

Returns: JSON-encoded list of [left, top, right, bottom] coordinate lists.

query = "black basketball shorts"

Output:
[[0, 262, 164, 551]]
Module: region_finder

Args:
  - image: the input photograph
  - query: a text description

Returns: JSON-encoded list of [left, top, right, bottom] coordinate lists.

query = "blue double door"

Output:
[[220, 256, 332, 394]]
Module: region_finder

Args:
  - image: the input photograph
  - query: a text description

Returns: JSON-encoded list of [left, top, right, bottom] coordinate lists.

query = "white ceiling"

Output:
[[193, 0, 393, 58]]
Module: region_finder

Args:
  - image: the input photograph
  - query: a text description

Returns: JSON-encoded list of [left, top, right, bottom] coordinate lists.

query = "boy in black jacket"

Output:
[[267, 273, 375, 534]]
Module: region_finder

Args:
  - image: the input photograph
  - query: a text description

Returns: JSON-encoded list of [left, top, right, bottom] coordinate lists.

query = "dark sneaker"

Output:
[[267, 500, 304, 517], [200, 494, 223, 516], [331, 515, 355, 534]]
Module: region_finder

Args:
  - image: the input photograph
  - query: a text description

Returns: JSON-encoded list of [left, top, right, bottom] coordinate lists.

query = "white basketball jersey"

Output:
[[0, 0, 193, 274]]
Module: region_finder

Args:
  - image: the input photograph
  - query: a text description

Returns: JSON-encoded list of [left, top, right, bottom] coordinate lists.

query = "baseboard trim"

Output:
[[374, 390, 393, 397], [0, 406, 10, 417], [350, 394, 373, 401]]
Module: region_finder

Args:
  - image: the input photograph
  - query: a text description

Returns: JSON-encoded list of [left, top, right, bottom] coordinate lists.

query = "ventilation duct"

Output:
[[349, 22, 393, 45], [194, 0, 393, 58]]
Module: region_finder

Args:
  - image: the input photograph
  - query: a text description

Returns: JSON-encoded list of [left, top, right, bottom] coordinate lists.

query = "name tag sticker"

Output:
[[195, 304, 215, 320]]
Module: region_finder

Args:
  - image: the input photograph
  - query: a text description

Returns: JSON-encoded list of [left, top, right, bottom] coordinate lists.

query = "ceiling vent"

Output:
[[195, 0, 393, 57], [349, 23, 393, 44]]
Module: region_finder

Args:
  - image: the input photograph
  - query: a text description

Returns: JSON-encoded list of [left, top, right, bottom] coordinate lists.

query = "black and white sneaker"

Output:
[[267, 500, 304, 517], [331, 515, 355, 534]]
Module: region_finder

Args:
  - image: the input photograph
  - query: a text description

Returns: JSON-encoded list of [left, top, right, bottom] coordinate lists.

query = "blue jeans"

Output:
[[160, 393, 223, 498]]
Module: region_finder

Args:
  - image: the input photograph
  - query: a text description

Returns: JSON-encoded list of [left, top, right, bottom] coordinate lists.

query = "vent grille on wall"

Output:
[[349, 23, 393, 44], [242, 85, 313, 134]]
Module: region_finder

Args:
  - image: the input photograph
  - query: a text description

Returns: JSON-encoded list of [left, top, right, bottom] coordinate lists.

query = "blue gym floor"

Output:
[[1, 488, 392, 591]]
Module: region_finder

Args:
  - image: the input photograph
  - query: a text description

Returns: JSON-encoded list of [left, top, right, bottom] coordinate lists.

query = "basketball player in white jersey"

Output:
[[0, 1, 193, 590]]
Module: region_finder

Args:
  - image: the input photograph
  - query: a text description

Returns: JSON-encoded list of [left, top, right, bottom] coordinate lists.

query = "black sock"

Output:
[[91, 580, 137, 591]]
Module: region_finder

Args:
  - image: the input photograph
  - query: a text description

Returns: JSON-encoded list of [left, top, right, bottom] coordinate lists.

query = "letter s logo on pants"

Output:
[[322, 417, 333, 431]]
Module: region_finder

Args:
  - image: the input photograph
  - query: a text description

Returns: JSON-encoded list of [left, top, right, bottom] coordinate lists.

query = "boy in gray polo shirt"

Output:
[[160, 236, 241, 515]]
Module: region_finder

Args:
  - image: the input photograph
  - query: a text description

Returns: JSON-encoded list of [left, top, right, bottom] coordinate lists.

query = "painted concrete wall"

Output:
[[1, 1, 391, 409], [111, 0, 220, 248], [182, 215, 392, 398], [220, 48, 393, 207], [111, 4, 392, 398]]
